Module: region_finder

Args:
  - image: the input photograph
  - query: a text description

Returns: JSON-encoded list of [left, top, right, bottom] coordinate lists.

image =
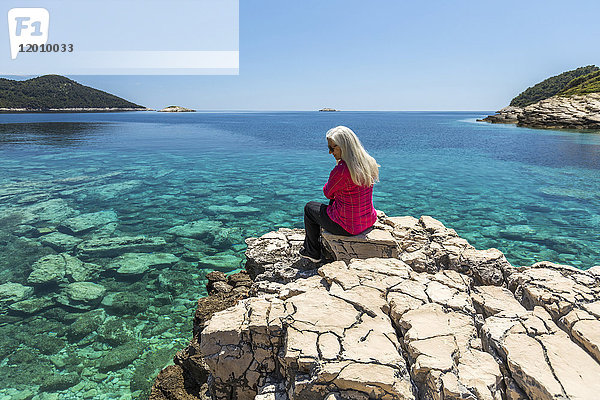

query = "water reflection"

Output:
[[0, 122, 106, 147]]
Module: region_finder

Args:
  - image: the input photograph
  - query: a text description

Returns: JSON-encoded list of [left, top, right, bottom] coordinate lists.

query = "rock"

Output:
[[57, 210, 118, 235], [482, 307, 600, 400], [107, 252, 179, 275], [28, 253, 102, 284], [39, 373, 79, 392], [0, 282, 34, 305], [98, 317, 135, 345], [234, 195, 253, 204], [77, 235, 167, 258], [149, 365, 209, 400], [9, 296, 54, 315], [101, 291, 150, 315], [67, 309, 107, 341], [40, 231, 83, 252], [200, 259, 416, 399], [155, 215, 600, 400], [98, 343, 142, 371], [158, 105, 196, 112], [56, 281, 106, 310], [481, 93, 600, 130], [321, 227, 398, 262], [63, 281, 106, 304], [167, 220, 223, 239], [206, 205, 261, 216], [478, 106, 523, 124], [27, 254, 68, 284], [198, 254, 242, 272]]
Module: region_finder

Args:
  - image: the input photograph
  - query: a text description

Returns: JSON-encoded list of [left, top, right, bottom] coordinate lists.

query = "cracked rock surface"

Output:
[[155, 215, 600, 400]]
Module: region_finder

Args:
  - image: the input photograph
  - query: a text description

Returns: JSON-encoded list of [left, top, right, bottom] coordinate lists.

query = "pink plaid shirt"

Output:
[[323, 160, 377, 235]]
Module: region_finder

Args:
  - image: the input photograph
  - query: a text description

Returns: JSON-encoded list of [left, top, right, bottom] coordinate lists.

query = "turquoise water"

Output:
[[0, 111, 599, 399]]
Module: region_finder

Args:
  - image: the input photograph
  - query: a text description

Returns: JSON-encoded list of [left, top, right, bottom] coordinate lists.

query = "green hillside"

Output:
[[0, 75, 145, 110], [509, 65, 599, 107], [558, 69, 600, 96]]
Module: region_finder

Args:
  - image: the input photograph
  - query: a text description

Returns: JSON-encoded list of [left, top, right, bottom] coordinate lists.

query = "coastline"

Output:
[[150, 214, 600, 399], [0, 108, 153, 113]]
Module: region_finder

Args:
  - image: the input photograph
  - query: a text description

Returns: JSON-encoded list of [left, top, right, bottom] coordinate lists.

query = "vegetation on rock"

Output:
[[509, 65, 599, 107], [0, 75, 145, 110], [559, 69, 600, 96]]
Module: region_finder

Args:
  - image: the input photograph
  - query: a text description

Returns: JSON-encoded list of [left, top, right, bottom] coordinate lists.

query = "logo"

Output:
[[7, 8, 50, 59]]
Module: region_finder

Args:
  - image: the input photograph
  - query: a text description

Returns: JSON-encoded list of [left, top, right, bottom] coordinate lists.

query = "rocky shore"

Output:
[[150, 212, 600, 400], [479, 93, 600, 130]]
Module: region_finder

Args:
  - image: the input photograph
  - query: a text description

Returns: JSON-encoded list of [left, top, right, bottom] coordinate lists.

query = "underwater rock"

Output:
[[197, 254, 242, 272], [101, 291, 150, 315], [40, 231, 83, 252], [27, 253, 103, 284], [57, 210, 118, 235], [67, 309, 107, 341], [234, 195, 253, 204], [39, 373, 79, 392], [8, 296, 54, 315], [98, 316, 136, 345], [107, 252, 180, 276], [18, 198, 79, 225], [0, 282, 34, 305], [57, 282, 106, 310], [166, 219, 223, 239], [98, 342, 142, 372], [206, 205, 261, 216], [77, 235, 167, 258]]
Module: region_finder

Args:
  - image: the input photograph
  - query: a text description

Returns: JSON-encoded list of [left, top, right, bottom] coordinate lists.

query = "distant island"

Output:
[[158, 105, 195, 112], [319, 107, 339, 112], [0, 75, 150, 113], [480, 65, 600, 129]]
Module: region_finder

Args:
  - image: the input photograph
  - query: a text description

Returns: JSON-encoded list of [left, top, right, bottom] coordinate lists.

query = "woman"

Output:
[[300, 126, 379, 262]]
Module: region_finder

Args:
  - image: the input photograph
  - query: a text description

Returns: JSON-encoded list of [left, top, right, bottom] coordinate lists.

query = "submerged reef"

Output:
[[151, 212, 600, 400]]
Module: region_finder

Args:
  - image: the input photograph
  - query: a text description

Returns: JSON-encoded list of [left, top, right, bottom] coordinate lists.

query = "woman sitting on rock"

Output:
[[300, 125, 379, 262]]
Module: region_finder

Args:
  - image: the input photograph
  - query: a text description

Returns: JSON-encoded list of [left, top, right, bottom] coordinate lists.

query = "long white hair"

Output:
[[326, 126, 379, 187]]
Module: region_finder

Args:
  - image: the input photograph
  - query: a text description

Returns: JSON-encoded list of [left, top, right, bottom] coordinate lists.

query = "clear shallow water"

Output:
[[0, 111, 599, 399]]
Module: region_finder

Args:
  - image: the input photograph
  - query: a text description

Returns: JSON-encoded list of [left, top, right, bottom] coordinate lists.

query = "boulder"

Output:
[[0, 282, 34, 305], [107, 252, 179, 275], [77, 235, 167, 258], [57, 210, 118, 235]]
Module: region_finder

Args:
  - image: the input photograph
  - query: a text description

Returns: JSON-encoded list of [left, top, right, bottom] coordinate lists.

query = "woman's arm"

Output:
[[323, 163, 347, 199]]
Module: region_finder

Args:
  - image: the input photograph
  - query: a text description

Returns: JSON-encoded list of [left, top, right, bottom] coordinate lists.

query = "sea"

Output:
[[0, 111, 598, 399]]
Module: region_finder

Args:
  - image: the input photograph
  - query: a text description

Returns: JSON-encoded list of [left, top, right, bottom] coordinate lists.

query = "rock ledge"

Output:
[[151, 214, 600, 400]]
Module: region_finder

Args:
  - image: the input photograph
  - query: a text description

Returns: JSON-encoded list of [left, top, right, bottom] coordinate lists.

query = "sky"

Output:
[[3, 0, 600, 111]]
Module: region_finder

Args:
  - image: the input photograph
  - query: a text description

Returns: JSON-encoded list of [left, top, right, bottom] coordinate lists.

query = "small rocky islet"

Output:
[[150, 212, 600, 400]]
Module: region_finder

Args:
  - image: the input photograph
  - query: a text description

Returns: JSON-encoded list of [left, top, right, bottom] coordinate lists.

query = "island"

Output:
[[319, 107, 339, 112], [158, 106, 196, 112], [0, 75, 150, 112], [479, 65, 600, 129]]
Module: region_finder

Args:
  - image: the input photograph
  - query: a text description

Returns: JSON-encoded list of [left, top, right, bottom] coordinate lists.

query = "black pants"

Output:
[[303, 201, 351, 258]]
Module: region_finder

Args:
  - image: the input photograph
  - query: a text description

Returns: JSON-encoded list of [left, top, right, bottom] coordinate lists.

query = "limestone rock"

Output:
[[77, 235, 167, 258], [27, 253, 102, 284], [482, 307, 600, 400], [57, 210, 118, 235], [0, 282, 34, 305], [158, 215, 600, 400], [40, 231, 83, 252], [107, 252, 179, 275]]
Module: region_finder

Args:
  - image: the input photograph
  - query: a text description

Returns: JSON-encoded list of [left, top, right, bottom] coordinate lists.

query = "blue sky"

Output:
[[4, 0, 600, 110]]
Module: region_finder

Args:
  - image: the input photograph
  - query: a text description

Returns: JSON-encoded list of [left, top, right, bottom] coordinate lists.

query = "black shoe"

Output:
[[299, 247, 321, 263]]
